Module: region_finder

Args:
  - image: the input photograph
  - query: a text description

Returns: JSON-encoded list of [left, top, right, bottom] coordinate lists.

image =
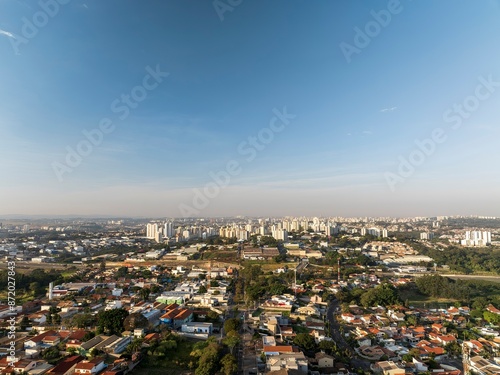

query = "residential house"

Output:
[[173, 309, 194, 329], [46, 355, 84, 375], [263, 346, 296, 356], [24, 330, 59, 357], [314, 352, 334, 368], [486, 304, 500, 315], [100, 336, 132, 355], [181, 322, 213, 335], [74, 358, 107, 375], [372, 361, 405, 375], [468, 355, 500, 375], [27, 362, 54, 375], [11, 359, 39, 374], [266, 353, 308, 374]]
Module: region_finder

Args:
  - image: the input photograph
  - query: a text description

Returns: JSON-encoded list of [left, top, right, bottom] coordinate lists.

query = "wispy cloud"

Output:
[[0, 29, 15, 39], [362, 130, 373, 135], [380, 106, 397, 112]]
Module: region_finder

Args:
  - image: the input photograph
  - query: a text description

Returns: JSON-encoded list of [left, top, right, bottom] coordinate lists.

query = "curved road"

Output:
[[327, 299, 371, 372]]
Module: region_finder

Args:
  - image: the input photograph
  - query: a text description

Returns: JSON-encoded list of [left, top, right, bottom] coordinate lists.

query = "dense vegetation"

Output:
[[0, 268, 73, 299], [408, 274, 500, 307], [336, 284, 400, 308], [96, 308, 129, 335], [232, 264, 293, 304], [403, 240, 500, 274]]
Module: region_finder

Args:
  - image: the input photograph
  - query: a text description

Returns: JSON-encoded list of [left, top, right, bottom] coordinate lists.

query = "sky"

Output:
[[1, 0, 500, 218]]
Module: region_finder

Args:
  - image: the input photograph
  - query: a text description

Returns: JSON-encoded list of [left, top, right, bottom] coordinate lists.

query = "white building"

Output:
[[420, 232, 434, 240], [146, 223, 158, 239], [164, 221, 174, 237], [461, 231, 491, 246]]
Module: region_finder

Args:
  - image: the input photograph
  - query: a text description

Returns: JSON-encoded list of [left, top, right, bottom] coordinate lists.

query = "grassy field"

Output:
[[241, 260, 297, 272], [444, 275, 500, 283], [0, 290, 35, 305]]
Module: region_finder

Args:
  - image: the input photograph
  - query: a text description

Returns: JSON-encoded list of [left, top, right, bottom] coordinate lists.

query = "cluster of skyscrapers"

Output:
[[146, 221, 174, 242], [461, 231, 492, 247], [144, 217, 394, 243]]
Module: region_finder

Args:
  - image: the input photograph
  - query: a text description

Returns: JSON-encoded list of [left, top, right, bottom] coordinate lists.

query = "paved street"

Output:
[[326, 299, 371, 372]]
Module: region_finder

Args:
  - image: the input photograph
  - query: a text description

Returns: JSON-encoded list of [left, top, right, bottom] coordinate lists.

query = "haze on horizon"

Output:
[[1, 1, 500, 218]]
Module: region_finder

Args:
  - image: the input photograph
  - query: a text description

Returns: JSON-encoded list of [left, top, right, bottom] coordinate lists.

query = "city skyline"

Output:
[[1, 1, 500, 217]]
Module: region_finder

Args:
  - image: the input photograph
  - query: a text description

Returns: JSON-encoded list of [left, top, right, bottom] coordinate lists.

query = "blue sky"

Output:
[[1, 0, 499, 217]]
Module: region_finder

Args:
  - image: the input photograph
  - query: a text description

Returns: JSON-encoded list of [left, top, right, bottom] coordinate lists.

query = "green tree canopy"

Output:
[[123, 312, 149, 331], [220, 353, 238, 375], [97, 308, 129, 335], [293, 333, 316, 351], [223, 331, 240, 355], [223, 318, 241, 334], [360, 284, 400, 308]]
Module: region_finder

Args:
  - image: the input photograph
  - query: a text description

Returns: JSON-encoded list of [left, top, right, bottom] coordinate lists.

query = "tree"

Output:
[[116, 267, 128, 278], [318, 340, 337, 353], [97, 308, 129, 335], [223, 331, 240, 355], [445, 341, 462, 358], [123, 313, 149, 331], [29, 282, 43, 296], [139, 287, 151, 301], [470, 309, 483, 319], [193, 341, 220, 375], [406, 315, 418, 327], [72, 313, 96, 329], [20, 316, 30, 330], [224, 318, 241, 334], [241, 264, 263, 282], [360, 284, 400, 308], [150, 284, 160, 294], [207, 310, 219, 321], [293, 333, 316, 351], [89, 348, 102, 358], [472, 297, 489, 310], [43, 346, 60, 360], [53, 314, 61, 325], [67, 347, 77, 355], [484, 311, 500, 324], [220, 353, 238, 375], [198, 285, 207, 294]]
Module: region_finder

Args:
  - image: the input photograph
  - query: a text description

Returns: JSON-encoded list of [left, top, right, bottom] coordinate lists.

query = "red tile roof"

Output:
[[263, 345, 295, 353]]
